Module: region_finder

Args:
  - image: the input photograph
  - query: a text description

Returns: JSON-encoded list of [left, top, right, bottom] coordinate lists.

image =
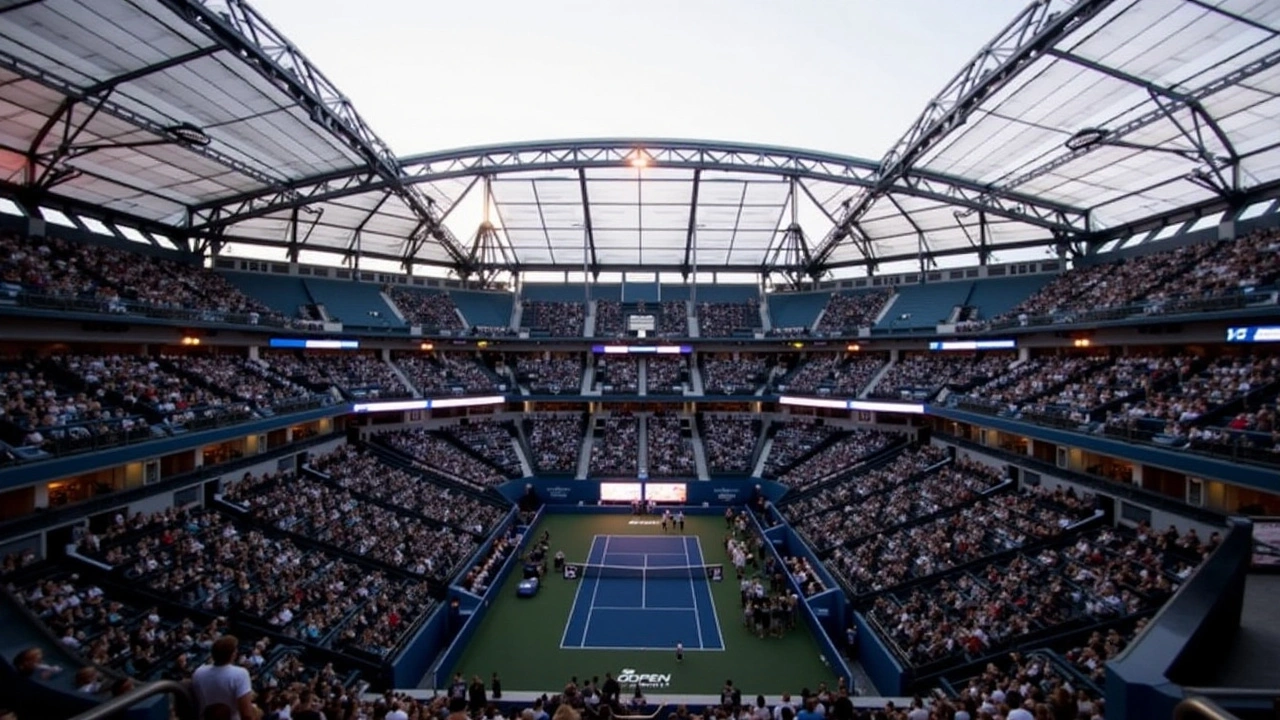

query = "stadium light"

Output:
[[628, 149, 651, 168], [1064, 127, 1110, 152], [1063, 126, 1221, 164], [54, 122, 213, 161]]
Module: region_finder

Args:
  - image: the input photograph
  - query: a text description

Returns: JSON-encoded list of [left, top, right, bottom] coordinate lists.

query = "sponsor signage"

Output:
[[618, 668, 672, 688]]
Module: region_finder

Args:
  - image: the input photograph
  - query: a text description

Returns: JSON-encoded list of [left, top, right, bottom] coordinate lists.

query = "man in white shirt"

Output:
[[191, 635, 259, 720]]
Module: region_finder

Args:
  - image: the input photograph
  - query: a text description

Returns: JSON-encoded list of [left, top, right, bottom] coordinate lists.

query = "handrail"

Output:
[[1173, 696, 1243, 720], [68, 680, 196, 720]]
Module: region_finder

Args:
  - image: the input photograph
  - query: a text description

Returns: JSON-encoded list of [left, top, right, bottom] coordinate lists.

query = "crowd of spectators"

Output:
[[1149, 228, 1280, 307], [80, 502, 436, 658], [516, 354, 583, 394], [777, 429, 902, 489], [700, 416, 760, 473], [660, 300, 689, 336], [459, 528, 518, 595], [377, 427, 512, 488], [646, 413, 696, 477], [438, 420, 524, 478], [701, 354, 768, 394], [310, 445, 508, 530], [0, 231, 296, 326], [163, 354, 317, 414], [697, 300, 760, 337], [395, 353, 501, 396], [820, 484, 1092, 596], [522, 301, 585, 337], [987, 229, 1280, 329], [594, 300, 624, 337], [779, 354, 887, 397], [226, 469, 480, 584], [869, 520, 1210, 669], [389, 289, 466, 331], [55, 354, 249, 429], [954, 355, 1109, 414], [525, 414, 586, 473], [781, 445, 952, 533], [589, 415, 639, 475], [944, 651, 1107, 720], [260, 351, 410, 400], [815, 291, 892, 334], [871, 353, 1013, 400], [1105, 355, 1280, 440], [646, 357, 685, 394], [595, 357, 638, 394], [762, 421, 842, 477], [1, 356, 150, 452], [1020, 355, 1191, 425]]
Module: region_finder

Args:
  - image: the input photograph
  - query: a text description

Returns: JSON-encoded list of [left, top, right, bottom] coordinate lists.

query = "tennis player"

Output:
[[675, 642, 684, 662]]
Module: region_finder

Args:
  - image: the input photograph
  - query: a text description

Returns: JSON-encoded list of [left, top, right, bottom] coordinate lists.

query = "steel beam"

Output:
[[578, 168, 599, 272], [681, 168, 701, 272], [158, 0, 468, 266], [808, 0, 1114, 272], [188, 139, 1087, 237], [999, 45, 1280, 196]]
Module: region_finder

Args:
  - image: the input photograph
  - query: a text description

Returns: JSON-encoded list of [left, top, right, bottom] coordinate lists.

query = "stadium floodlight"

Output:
[[1063, 126, 1218, 164], [165, 122, 212, 147], [1064, 127, 1110, 152], [55, 122, 213, 161], [628, 149, 651, 168]]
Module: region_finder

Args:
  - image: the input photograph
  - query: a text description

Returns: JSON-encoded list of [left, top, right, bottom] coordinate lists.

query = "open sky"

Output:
[[248, 0, 1030, 160]]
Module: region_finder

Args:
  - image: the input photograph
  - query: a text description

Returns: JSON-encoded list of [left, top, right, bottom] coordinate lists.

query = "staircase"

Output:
[[758, 298, 772, 333], [752, 437, 774, 478], [688, 306, 700, 338], [385, 358, 422, 398], [638, 358, 649, 396], [687, 361, 705, 395], [859, 359, 898, 399], [509, 301, 523, 332], [380, 291, 408, 323], [689, 419, 710, 480], [584, 300, 598, 338], [510, 431, 534, 478], [638, 414, 650, 475], [580, 360, 596, 395], [575, 416, 596, 479]]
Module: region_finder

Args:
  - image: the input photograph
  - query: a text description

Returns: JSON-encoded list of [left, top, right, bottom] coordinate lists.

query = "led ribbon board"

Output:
[[1227, 326, 1280, 342], [778, 396, 926, 414], [928, 339, 1016, 351], [269, 338, 360, 349], [351, 395, 505, 413], [591, 345, 692, 354]]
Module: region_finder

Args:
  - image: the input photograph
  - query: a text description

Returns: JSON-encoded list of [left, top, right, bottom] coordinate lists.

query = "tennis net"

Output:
[[563, 562, 723, 582]]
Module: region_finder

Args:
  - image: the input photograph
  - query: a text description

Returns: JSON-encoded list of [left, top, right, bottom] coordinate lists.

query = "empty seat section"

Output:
[[302, 278, 404, 329], [453, 289, 514, 329], [769, 291, 830, 331], [221, 272, 312, 318], [965, 275, 1053, 320], [874, 281, 973, 331]]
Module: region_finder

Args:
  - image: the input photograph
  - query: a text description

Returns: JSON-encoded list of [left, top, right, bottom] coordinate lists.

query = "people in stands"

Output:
[[191, 635, 259, 720]]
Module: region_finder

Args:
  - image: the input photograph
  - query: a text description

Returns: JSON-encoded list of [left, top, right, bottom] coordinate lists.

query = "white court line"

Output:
[[562, 644, 725, 652], [579, 535, 610, 647], [682, 535, 705, 650], [558, 534, 602, 650], [590, 606, 691, 611], [693, 534, 726, 650], [642, 553, 647, 609]]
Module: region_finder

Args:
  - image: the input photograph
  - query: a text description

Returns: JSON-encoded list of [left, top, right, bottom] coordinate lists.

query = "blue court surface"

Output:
[[560, 535, 724, 651]]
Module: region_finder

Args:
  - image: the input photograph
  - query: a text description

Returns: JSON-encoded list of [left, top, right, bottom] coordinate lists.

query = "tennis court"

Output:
[[560, 535, 724, 651], [438, 514, 839, 694]]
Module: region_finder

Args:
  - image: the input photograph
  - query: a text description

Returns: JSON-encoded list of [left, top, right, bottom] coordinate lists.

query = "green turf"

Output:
[[443, 513, 840, 695]]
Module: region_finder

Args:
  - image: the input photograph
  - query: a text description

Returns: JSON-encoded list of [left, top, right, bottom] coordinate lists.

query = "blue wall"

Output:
[[427, 508, 542, 688], [1105, 517, 1253, 720]]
